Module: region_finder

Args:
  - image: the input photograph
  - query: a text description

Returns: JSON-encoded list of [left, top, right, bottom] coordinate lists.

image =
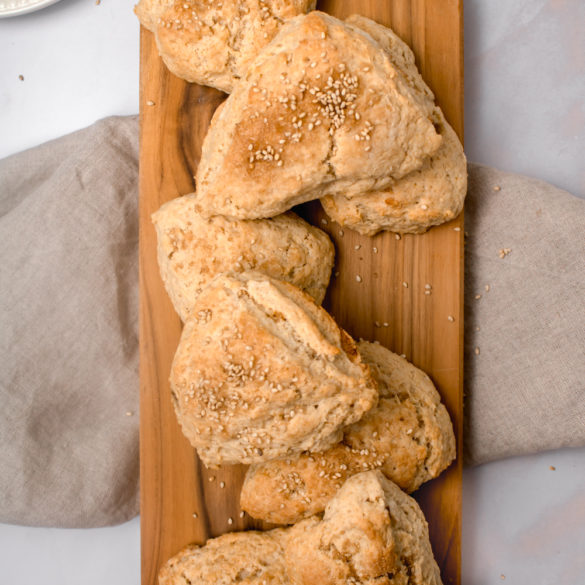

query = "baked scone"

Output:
[[152, 195, 334, 321], [319, 15, 467, 235], [194, 11, 442, 219], [285, 471, 443, 585], [321, 108, 467, 235], [136, 0, 316, 93], [158, 529, 289, 585], [240, 341, 455, 524], [170, 272, 378, 467]]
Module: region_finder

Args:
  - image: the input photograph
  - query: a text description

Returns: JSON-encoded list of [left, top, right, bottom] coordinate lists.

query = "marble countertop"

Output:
[[1, 1, 583, 584]]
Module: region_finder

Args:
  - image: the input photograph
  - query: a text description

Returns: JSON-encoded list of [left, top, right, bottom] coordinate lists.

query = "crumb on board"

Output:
[[499, 248, 512, 259], [549, 465, 556, 471]]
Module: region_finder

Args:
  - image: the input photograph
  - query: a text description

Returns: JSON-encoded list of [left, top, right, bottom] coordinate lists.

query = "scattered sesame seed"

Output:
[[474, 347, 480, 355], [420, 204, 428, 210], [476, 326, 481, 331], [219, 481, 225, 488], [239, 511, 245, 518], [374, 321, 381, 327], [475, 294, 482, 300], [383, 322, 389, 327], [453, 226, 461, 232], [493, 185, 501, 192], [192, 512, 198, 519], [425, 284, 432, 290], [321, 218, 328, 225], [321, 32, 326, 39], [485, 284, 490, 292], [549, 465, 556, 471], [498, 248, 512, 259], [338, 229, 344, 237], [354, 244, 361, 250], [146, 100, 155, 106], [227, 517, 233, 525], [400, 353, 406, 358], [208, 476, 215, 482], [448, 315, 455, 322], [402, 282, 408, 288], [373, 246, 378, 253], [125, 411, 133, 416], [355, 275, 362, 283], [424, 290, 432, 295], [395, 234, 401, 240]]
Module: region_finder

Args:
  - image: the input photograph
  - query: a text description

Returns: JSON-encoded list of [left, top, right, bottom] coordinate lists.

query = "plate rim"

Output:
[[0, 0, 63, 18]]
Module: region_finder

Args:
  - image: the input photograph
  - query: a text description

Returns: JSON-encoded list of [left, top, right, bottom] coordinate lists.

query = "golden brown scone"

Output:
[[152, 196, 334, 321], [240, 341, 455, 524], [158, 529, 290, 585], [137, 0, 316, 93], [321, 107, 467, 235], [195, 11, 442, 219], [134, 0, 174, 32], [285, 471, 443, 585], [170, 272, 378, 467], [319, 15, 467, 235]]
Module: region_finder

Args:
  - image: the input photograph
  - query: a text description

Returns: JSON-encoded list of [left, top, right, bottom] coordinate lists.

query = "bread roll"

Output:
[[170, 272, 378, 466], [152, 196, 334, 321]]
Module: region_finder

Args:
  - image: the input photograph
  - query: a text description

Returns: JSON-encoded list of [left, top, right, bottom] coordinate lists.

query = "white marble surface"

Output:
[[0, 1, 584, 584]]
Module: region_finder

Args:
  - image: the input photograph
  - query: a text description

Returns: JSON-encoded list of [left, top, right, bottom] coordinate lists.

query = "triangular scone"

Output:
[[321, 107, 467, 235], [195, 11, 442, 219], [240, 340, 456, 524], [170, 272, 378, 466], [152, 195, 334, 321], [136, 0, 316, 93], [285, 471, 443, 585]]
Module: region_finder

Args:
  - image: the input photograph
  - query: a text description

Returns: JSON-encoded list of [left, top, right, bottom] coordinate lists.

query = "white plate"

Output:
[[0, 0, 63, 18]]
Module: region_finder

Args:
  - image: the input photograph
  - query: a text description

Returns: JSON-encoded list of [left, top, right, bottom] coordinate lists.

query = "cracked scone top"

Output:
[[285, 471, 443, 585], [169, 272, 378, 466], [134, 0, 316, 93], [320, 15, 467, 235], [152, 195, 334, 321], [194, 11, 442, 220], [240, 340, 456, 524]]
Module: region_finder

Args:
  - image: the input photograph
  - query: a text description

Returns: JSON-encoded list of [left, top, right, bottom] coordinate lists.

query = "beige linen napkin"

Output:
[[0, 117, 583, 527]]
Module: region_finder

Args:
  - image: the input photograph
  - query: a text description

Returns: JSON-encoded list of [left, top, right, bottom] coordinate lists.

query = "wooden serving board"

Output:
[[139, 1, 464, 584]]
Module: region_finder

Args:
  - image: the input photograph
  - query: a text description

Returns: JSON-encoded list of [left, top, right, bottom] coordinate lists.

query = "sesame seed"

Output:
[[421, 204, 429, 210], [402, 282, 408, 288], [448, 315, 455, 322], [355, 275, 362, 283], [498, 248, 512, 259], [373, 247, 378, 253], [192, 512, 198, 519], [228, 517, 233, 525], [383, 322, 389, 327], [239, 511, 245, 518], [485, 284, 490, 292], [354, 244, 361, 250], [374, 321, 381, 327], [146, 100, 155, 106], [338, 229, 344, 237], [475, 294, 482, 300], [425, 284, 432, 290], [395, 233, 401, 240], [321, 32, 326, 39], [125, 411, 133, 416], [493, 185, 501, 191], [220, 481, 225, 488], [474, 347, 480, 355], [549, 466, 556, 471], [454, 226, 461, 232], [424, 290, 432, 295], [208, 476, 215, 482]]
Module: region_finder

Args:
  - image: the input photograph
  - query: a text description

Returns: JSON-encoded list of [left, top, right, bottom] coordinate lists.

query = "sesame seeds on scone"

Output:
[[195, 11, 442, 220], [169, 272, 378, 466], [136, 0, 316, 93], [152, 196, 334, 321], [240, 341, 455, 524]]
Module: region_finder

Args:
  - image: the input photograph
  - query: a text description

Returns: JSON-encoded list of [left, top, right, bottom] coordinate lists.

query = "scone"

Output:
[[136, 0, 316, 93], [320, 15, 467, 235], [240, 341, 455, 524], [194, 11, 442, 219], [321, 108, 467, 235], [169, 272, 378, 467], [158, 529, 289, 585], [152, 195, 334, 321], [285, 471, 443, 585]]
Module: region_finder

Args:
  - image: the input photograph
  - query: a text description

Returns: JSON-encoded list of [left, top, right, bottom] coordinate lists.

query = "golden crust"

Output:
[[158, 530, 290, 585], [195, 11, 441, 219], [240, 341, 455, 524], [137, 0, 316, 93], [320, 16, 467, 235], [152, 195, 334, 321], [170, 272, 378, 466], [285, 471, 443, 585]]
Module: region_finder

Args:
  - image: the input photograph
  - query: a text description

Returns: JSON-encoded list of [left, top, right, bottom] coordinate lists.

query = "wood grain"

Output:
[[139, 1, 463, 584]]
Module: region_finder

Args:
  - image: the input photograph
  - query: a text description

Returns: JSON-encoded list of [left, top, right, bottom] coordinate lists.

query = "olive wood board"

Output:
[[139, 1, 464, 584]]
